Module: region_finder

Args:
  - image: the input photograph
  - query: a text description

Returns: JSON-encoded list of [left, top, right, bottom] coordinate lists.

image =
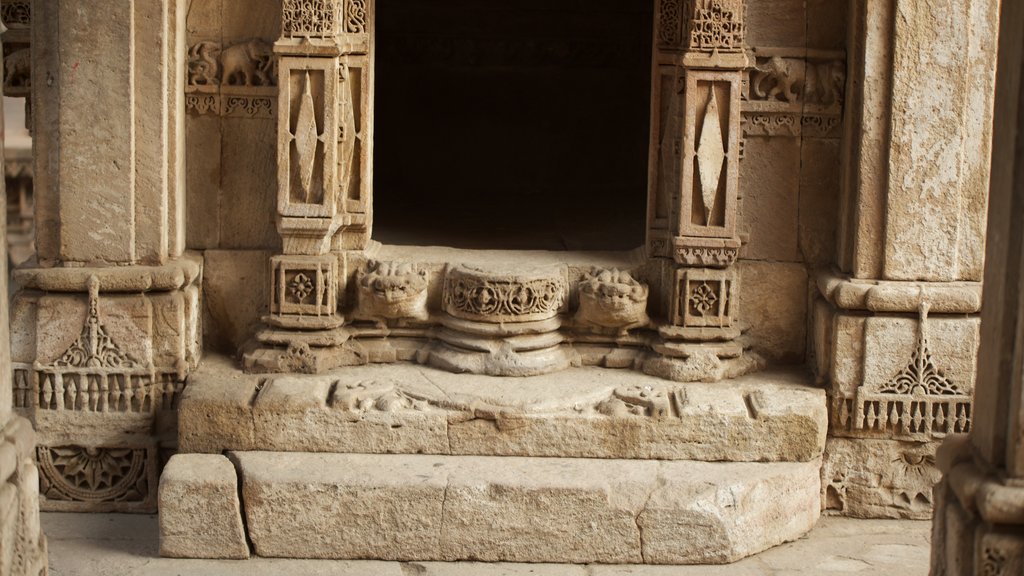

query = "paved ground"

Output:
[[42, 513, 932, 575]]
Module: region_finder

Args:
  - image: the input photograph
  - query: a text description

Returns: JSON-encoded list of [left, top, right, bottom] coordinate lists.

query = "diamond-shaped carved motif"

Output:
[[294, 72, 320, 204], [696, 89, 726, 225]]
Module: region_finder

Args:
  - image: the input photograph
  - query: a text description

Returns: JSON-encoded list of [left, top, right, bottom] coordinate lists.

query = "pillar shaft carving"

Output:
[[816, 0, 999, 521], [644, 0, 753, 383], [933, 5, 1024, 570], [248, 0, 375, 367], [16, 0, 199, 513]]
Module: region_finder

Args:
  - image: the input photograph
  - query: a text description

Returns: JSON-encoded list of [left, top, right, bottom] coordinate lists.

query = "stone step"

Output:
[[180, 357, 826, 462], [159, 452, 822, 564]]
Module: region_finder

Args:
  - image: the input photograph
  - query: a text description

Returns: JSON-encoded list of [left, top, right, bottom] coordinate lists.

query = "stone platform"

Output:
[[179, 356, 827, 462], [161, 357, 828, 564], [161, 452, 822, 564]]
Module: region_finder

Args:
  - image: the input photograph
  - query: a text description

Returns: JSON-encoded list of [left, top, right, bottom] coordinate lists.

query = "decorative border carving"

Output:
[[13, 365, 184, 413]]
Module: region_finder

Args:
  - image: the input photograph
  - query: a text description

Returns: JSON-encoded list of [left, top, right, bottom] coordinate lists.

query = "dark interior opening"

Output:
[[373, 0, 653, 251]]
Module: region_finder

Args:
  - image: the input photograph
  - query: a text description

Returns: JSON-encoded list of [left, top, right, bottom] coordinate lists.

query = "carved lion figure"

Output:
[[354, 261, 430, 325], [220, 39, 274, 87], [187, 41, 221, 86], [575, 268, 650, 333]]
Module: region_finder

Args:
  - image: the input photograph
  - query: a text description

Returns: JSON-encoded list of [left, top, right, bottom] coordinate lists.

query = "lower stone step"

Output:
[[160, 452, 822, 564]]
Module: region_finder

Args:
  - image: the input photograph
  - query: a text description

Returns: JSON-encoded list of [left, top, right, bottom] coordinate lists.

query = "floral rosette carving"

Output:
[[575, 268, 650, 333], [354, 260, 430, 324], [443, 266, 566, 323]]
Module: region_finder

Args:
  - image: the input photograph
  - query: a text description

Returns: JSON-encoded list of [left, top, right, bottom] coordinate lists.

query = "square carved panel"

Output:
[[673, 268, 736, 328], [272, 255, 337, 317]]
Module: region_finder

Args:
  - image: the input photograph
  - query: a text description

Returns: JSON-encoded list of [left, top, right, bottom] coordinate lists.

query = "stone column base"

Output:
[[932, 438, 1024, 575], [1, 416, 48, 576], [11, 256, 202, 512]]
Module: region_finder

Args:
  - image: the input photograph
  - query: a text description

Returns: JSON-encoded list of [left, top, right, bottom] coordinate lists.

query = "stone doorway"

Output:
[[373, 0, 653, 251]]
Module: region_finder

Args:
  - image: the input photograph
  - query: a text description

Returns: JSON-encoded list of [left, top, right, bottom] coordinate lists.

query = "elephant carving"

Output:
[[4, 48, 31, 90], [752, 56, 845, 106], [220, 40, 275, 87]]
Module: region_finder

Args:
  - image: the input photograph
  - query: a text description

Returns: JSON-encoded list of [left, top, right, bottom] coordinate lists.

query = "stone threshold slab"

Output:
[[180, 356, 826, 462], [223, 452, 821, 564]]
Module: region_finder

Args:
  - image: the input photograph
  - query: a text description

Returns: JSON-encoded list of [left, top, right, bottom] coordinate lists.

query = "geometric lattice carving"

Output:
[[0, 0, 30, 28], [686, 0, 745, 53], [283, 0, 339, 37], [37, 445, 149, 504], [879, 304, 961, 396]]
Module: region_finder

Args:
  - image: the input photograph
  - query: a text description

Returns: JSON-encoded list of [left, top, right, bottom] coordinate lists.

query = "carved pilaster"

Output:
[[645, 0, 753, 382], [248, 0, 374, 371]]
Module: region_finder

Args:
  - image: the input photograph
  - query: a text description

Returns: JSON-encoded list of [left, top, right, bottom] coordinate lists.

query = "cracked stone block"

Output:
[[232, 452, 820, 564], [159, 454, 249, 559]]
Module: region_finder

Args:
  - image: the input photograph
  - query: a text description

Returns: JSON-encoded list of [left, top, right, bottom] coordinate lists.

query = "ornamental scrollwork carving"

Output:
[[345, 0, 367, 34], [657, 0, 684, 48], [443, 266, 567, 323], [878, 303, 962, 395], [52, 277, 138, 370], [186, 39, 276, 118], [37, 445, 149, 504]]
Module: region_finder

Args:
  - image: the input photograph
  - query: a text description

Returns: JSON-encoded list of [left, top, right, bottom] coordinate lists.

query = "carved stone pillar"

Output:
[[244, 0, 373, 373], [931, 2, 1024, 571], [644, 0, 758, 383], [815, 0, 998, 520], [14, 0, 199, 512], [0, 19, 48, 574]]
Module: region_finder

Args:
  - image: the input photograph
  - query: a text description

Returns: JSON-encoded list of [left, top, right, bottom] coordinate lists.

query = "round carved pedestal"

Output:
[[426, 264, 571, 377]]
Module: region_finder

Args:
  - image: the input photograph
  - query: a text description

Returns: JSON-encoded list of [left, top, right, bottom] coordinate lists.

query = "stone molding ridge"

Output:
[[939, 436, 1024, 526], [815, 269, 982, 314], [14, 252, 203, 293]]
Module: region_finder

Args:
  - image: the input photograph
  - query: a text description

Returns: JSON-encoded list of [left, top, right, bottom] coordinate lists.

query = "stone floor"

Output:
[[43, 513, 931, 575]]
